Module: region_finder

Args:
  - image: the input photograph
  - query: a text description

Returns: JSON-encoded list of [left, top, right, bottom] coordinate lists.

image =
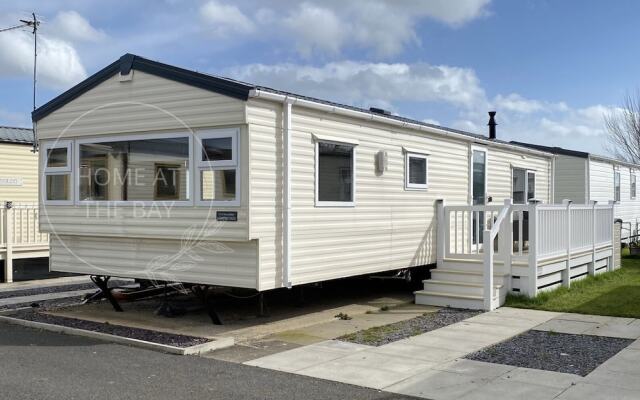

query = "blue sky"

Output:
[[0, 0, 638, 154]]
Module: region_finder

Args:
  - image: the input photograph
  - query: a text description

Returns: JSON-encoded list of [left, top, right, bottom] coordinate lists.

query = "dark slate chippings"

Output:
[[10, 310, 211, 348], [341, 308, 483, 346], [466, 330, 633, 377]]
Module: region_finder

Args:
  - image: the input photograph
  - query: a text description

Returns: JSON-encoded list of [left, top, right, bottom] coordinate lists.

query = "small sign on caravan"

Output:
[[216, 211, 238, 222], [0, 177, 23, 186]]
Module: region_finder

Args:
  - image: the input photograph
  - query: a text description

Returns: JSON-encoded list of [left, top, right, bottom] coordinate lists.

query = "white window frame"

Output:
[[74, 131, 194, 207], [315, 139, 357, 207], [631, 172, 637, 200], [404, 152, 429, 190], [42, 140, 73, 205], [511, 167, 537, 204], [195, 128, 240, 207], [469, 146, 488, 205]]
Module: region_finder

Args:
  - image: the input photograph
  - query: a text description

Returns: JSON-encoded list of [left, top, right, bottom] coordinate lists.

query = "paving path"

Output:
[[244, 307, 640, 399]]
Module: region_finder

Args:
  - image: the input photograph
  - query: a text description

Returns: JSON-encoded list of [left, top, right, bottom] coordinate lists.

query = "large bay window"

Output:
[[195, 128, 240, 206], [43, 141, 72, 203], [77, 135, 190, 203], [42, 129, 242, 207], [316, 140, 356, 206]]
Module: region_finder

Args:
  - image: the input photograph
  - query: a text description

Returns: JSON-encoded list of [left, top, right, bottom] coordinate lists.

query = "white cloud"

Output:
[[229, 61, 486, 109], [493, 93, 544, 114], [195, 0, 491, 57], [200, 0, 255, 37], [0, 29, 87, 88], [51, 11, 106, 42]]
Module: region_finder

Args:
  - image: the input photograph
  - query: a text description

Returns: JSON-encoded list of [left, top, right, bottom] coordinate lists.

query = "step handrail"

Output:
[[482, 199, 512, 311]]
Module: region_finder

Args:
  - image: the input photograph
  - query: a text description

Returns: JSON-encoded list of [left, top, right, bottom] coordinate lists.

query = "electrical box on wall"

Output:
[[376, 151, 388, 174]]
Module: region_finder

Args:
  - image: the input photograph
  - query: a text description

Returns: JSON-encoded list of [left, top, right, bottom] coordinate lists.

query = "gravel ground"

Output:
[[8, 309, 211, 348], [0, 280, 130, 300], [465, 329, 633, 376], [340, 308, 482, 346]]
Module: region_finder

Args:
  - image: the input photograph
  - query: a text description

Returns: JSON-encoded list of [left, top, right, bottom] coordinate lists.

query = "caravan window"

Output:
[[614, 171, 621, 202], [43, 141, 72, 203], [405, 153, 428, 190], [512, 168, 536, 204], [631, 173, 636, 200], [195, 128, 240, 205], [316, 141, 355, 206], [78, 137, 190, 202]]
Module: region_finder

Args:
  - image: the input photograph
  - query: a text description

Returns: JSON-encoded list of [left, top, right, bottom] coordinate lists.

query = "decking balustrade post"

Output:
[[562, 200, 572, 288], [501, 199, 513, 291], [436, 199, 446, 267], [4, 202, 13, 283], [589, 201, 597, 276], [527, 202, 538, 297], [609, 201, 616, 272], [483, 229, 494, 311]]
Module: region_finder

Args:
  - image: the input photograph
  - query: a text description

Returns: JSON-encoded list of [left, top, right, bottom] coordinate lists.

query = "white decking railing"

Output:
[[437, 200, 616, 310], [1, 202, 49, 282]]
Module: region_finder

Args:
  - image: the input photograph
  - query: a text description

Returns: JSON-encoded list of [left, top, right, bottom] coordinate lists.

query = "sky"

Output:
[[0, 0, 638, 155]]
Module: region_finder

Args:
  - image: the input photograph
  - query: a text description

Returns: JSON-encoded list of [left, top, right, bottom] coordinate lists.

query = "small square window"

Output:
[[202, 137, 233, 162], [405, 153, 428, 190], [46, 174, 69, 201], [200, 169, 236, 201], [47, 147, 68, 168]]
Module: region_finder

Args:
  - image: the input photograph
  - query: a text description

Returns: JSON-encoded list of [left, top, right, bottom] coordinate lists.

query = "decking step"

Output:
[[414, 289, 506, 310], [430, 269, 509, 285], [422, 280, 503, 296]]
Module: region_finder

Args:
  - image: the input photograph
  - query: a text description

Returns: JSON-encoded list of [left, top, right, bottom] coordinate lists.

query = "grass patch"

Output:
[[505, 249, 640, 318]]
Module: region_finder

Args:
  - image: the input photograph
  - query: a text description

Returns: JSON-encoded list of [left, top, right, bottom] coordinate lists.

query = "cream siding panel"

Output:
[[248, 101, 553, 289], [589, 159, 614, 203], [40, 205, 249, 241], [50, 235, 258, 288], [553, 155, 587, 203], [36, 71, 246, 139], [485, 146, 552, 204], [0, 143, 38, 202]]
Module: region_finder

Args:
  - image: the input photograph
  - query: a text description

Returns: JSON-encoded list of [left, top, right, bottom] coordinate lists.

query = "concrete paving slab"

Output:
[[490, 307, 560, 323], [555, 313, 622, 325], [370, 340, 465, 363], [628, 338, 640, 350], [583, 321, 640, 339], [501, 367, 581, 389], [457, 378, 565, 400], [385, 369, 490, 400], [405, 331, 494, 353], [434, 359, 514, 379], [243, 340, 364, 373], [585, 368, 640, 389], [533, 318, 600, 335], [298, 351, 436, 390], [556, 382, 640, 400], [594, 347, 640, 374], [202, 340, 302, 363], [0, 289, 94, 307], [0, 276, 91, 292], [463, 313, 543, 330]]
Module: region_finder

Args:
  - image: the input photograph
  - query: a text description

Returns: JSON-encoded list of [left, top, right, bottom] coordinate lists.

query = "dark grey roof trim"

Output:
[[32, 54, 254, 122], [510, 141, 589, 158]]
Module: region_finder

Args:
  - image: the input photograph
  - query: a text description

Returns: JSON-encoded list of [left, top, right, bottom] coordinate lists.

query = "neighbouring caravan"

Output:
[[513, 142, 640, 238], [0, 127, 49, 282], [33, 54, 556, 302]]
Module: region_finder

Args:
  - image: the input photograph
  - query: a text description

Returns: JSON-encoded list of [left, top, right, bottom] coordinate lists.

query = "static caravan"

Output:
[[513, 142, 640, 237], [0, 126, 49, 282], [32, 54, 556, 308]]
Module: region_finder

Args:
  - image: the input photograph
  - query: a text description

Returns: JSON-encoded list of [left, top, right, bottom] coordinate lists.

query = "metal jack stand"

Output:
[[257, 292, 269, 318], [89, 275, 123, 312], [192, 286, 223, 325]]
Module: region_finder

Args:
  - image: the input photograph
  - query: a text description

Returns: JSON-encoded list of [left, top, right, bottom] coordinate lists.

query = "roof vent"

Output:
[[488, 111, 497, 140], [370, 107, 391, 116]]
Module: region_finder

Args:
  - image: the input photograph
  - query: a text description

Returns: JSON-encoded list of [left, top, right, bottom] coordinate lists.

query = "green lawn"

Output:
[[505, 249, 640, 318]]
